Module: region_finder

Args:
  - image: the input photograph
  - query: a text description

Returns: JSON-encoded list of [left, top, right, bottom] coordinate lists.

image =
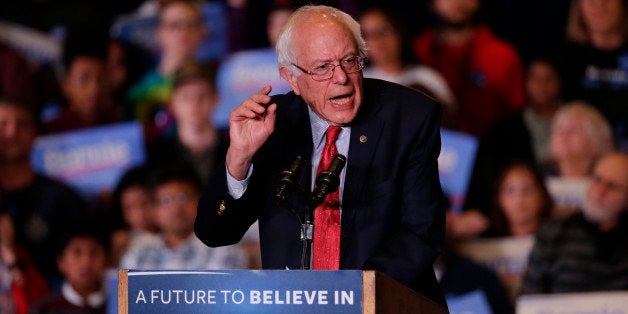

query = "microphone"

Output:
[[274, 156, 306, 204], [308, 154, 346, 209]]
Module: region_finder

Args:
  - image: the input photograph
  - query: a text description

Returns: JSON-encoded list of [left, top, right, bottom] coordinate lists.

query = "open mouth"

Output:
[[329, 94, 352, 105]]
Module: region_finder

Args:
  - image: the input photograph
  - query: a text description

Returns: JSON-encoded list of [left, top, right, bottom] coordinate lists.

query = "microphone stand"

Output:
[[301, 204, 315, 270], [276, 196, 312, 270]]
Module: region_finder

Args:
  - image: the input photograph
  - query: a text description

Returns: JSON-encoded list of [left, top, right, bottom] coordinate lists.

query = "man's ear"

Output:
[[280, 66, 301, 95]]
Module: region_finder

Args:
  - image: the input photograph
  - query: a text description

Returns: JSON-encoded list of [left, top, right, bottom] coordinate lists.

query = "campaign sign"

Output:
[[438, 128, 479, 212], [214, 48, 292, 129], [545, 176, 590, 209], [456, 235, 534, 301], [123, 270, 362, 314], [30, 122, 146, 200], [517, 291, 628, 314]]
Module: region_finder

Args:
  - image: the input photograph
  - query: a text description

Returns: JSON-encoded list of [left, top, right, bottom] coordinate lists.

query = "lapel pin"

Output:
[[359, 135, 367, 143]]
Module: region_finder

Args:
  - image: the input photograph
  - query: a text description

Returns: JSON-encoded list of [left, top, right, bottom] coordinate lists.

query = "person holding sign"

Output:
[[195, 5, 446, 307]]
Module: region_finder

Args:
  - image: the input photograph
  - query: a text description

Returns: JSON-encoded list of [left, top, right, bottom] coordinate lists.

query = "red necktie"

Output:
[[312, 126, 342, 270]]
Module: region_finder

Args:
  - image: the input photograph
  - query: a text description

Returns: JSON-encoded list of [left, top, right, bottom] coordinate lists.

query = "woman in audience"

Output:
[[545, 101, 614, 215], [486, 161, 553, 237], [562, 0, 628, 148], [359, 6, 456, 119]]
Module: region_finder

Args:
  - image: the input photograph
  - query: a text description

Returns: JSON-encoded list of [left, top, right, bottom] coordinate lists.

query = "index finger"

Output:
[[250, 86, 273, 106], [258, 85, 273, 96]]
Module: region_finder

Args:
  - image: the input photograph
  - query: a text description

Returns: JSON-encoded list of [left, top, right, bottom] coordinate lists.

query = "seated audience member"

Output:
[[32, 223, 109, 314], [0, 213, 49, 314], [43, 35, 117, 134], [359, 6, 456, 115], [485, 161, 553, 237], [119, 163, 247, 270], [545, 101, 614, 215], [0, 98, 88, 288], [465, 56, 563, 213], [520, 152, 628, 294], [107, 165, 158, 266], [126, 0, 206, 144], [413, 0, 525, 138], [148, 60, 227, 185], [561, 0, 628, 148]]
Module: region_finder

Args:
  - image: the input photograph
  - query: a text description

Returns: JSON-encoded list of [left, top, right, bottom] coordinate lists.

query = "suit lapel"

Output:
[[340, 90, 385, 262]]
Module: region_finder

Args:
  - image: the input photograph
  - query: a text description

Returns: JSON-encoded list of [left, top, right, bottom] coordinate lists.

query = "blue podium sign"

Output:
[[122, 270, 363, 313]]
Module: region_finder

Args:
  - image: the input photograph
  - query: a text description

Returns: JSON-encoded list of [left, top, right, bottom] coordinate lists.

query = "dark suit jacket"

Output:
[[195, 78, 446, 306]]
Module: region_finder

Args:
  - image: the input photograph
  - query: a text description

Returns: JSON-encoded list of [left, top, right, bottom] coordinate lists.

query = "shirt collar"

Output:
[[61, 281, 106, 308], [307, 107, 348, 148]]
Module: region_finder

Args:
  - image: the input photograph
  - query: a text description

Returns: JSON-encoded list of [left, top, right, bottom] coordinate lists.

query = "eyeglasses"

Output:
[[291, 56, 366, 81], [590, 174, 627, 193]]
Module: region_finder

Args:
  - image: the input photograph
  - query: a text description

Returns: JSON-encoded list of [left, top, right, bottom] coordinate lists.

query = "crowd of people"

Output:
[[0, 0, 627, 313]]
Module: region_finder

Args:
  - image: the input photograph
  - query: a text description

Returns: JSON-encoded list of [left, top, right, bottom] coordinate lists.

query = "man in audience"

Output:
[[413, 0, 525, 138], [520, 152, 628, 294], [0, 97, 88, 288]]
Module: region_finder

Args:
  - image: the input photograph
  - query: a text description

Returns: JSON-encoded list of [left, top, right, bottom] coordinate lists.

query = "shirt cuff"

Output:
[[226, 164, 253, 199]]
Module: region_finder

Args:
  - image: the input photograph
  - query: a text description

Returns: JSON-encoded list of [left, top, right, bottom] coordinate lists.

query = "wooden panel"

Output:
[[118, 269, 128, 314]]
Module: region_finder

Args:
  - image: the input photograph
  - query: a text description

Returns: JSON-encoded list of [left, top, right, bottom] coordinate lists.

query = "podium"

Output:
[[118, 269, 447, 313]]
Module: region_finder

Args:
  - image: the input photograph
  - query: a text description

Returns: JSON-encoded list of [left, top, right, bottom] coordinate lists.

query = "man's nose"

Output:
[[330, 64, 349, 84]]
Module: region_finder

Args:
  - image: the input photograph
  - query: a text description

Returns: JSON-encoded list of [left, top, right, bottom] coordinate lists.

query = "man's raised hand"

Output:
[[226, 86, 277, 180]]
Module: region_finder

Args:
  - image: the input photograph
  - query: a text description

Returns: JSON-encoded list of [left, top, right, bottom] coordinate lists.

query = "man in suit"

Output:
[[195, 5, 446, 307]]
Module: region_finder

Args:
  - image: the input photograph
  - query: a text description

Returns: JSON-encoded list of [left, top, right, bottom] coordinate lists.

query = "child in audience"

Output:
[[147, 60, 226, 185], [32, 224, 109, 314], [119, 163, 247, 270], [487, 161, 553, 237], [43, 36, 117, 134], [108, 165, 158, 266]]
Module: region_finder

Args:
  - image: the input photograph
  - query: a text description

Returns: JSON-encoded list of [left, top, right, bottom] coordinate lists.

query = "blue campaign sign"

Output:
[[125, 270, 363, 314], [438, 128, 479, 212], [30, 122, 146, 201], [213, 48, 292, 129]]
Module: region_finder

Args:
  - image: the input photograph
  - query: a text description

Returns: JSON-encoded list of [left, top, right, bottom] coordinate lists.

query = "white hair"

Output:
[[275, 5, 367, 76], [551, 101, 614, 159]]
